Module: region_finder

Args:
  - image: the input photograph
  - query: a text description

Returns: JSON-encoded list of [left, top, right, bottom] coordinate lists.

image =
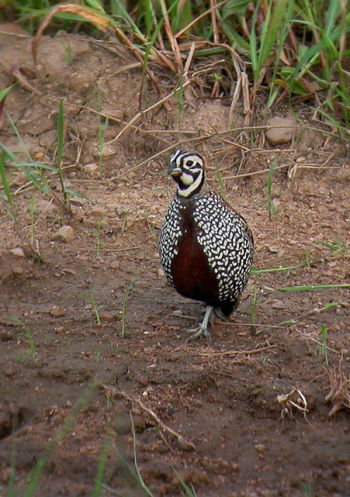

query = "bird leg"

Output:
[[185, 305, 214, 341]]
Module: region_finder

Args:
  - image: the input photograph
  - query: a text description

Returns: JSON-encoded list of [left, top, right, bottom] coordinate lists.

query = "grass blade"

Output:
[[278, 284, 350, 292], [57, 98, 69, 205]]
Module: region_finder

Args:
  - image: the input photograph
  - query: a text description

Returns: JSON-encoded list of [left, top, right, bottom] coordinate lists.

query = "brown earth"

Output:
[[0, 28, 350, 497]]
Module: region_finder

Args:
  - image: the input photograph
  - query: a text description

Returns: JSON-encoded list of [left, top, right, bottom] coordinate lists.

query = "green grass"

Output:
[[277, 283, 350, 292], [319, 235, 348, 255], [316, 324, 329, 366], [81, 289, 103, 325], [5, 0, 347, 134], [9, 317, 37, 362], [91, 434, 111, 497]]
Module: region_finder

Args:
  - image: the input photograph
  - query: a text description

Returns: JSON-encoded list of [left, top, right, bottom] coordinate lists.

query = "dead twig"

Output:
[[195, 344, 277, 357], [325, 358, 350, 417], [101, 384, 196, 451], [107, 79, 194, 146]]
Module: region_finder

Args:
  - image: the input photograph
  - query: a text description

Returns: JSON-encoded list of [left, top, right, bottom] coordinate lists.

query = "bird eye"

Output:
[[186, 160, 193, 167]]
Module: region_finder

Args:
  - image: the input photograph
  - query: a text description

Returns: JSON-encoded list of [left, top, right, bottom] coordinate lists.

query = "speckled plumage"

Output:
[[158, 150, 254, 338]]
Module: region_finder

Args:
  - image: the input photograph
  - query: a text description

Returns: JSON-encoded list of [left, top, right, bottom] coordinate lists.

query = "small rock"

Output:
[[50, 306, 66, 317], [93, 143, 117, 159], [90, 208, 105, 217], [266, 116, 298, 145], [52, 225, 74, 242], [255, 443, 266, 453], [271, 300, 286, 309], [99, 312, 116, 322], [83, 163, 99, 177], [0, 331, 14, 342], [9, 247, 25, 257], [12, 266, 24, 275], [102, 108, 124, 120]]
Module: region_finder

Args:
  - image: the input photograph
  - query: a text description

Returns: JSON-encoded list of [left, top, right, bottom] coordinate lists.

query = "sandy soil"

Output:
[[0, 28, 350, 497]]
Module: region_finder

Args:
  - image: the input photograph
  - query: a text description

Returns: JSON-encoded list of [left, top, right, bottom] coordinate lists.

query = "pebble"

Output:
[[266, 116, 298, 145], [52, 225, 75, 242], [12, 266, 24, 275], [50, 306, 66, 317], [83, 163, 99, 177], [9, 247, 25, 257]]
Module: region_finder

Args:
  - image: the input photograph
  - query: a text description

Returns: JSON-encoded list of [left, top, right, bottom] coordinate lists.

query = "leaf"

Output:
[[222, 0, 251, 19], [0, 85, 15, 102]]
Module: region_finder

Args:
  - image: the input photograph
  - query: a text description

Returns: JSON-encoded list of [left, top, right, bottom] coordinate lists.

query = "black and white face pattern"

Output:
[[168, 150, 205, 197]]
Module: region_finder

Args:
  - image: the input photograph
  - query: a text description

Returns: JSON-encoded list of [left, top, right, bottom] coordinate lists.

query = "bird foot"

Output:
[[185, 325, 211, 342], [183, 305, 213, 342]]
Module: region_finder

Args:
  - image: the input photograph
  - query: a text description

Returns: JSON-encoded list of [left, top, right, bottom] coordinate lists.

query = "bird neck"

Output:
[[177, 172, 206, 198]]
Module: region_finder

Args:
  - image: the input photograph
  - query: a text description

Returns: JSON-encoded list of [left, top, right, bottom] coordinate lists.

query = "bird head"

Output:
[[168, 150, 205, 197]]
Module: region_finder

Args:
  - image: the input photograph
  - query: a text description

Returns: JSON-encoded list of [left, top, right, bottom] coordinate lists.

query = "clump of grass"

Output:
[[316, 324, 329, 366], [81, 289, 103, 325], [319, 235, 348, 256], [15, 0, 348, 136], [91, 434, 111, 497], [300, 478, 314, 497], [9, 317, 37, 362]]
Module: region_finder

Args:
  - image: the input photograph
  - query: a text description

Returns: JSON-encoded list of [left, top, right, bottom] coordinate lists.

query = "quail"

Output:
[[158, 150, 254, 339]]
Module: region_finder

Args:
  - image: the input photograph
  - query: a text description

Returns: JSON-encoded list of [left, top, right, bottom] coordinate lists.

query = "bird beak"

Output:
[[168, 162, 182, 177]]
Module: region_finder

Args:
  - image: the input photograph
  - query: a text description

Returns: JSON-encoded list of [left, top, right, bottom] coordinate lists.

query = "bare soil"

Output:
[[1, 29, 350, 497]]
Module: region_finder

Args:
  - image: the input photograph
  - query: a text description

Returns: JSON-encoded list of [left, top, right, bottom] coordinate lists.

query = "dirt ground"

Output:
[[0, 28, 350, 497]]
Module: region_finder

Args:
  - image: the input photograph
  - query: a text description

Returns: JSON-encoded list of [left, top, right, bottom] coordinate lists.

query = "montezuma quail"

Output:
[[158, 150, 254, 340]]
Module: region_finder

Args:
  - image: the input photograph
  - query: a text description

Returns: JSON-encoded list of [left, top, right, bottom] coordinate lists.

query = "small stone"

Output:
[[83, 163, 99, 177], [102, 108, 124, 120], [255, 443, 266, 453], [90, 208, 105, 217], [12, 266, 23, 275], [34, 151, 44, 160], [266, 116, 298, 145], [52, 225, 74, 242], [93, 143, 117, 158], [50, 306, 66, 317], [271, 300, 286, 309], [9, 247, 25, 257], [99, 312, 116, 322]]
